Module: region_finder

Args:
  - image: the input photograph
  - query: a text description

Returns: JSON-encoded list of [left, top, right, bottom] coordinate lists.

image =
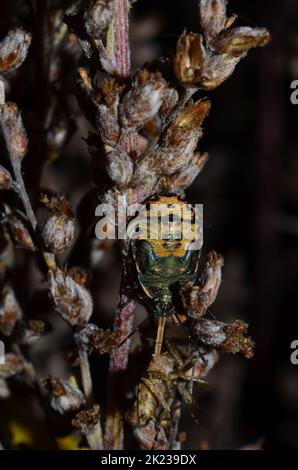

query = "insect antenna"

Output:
[[172, 312, 207, 364], [116, 315, 150, 348]]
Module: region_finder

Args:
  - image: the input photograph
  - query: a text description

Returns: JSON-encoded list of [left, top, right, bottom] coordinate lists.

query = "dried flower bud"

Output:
[[165, 152, 209, 193], [48, 268, 93, 326], [0, 103, 28, 160], [121, 69, 167, 127], [72, 404, 101, 435], [40, 193, 75, 253], [83, 0, 114, 38], [0, 353, 23, 379], [42, 376, 86, 415], [75, 324, 122, 355], [199, 0, 227, 42], [0, 165, 13, 190], [96, 78, 124, 146], [200, 52, 241, 90], [193, 318, 254, 359], [156, 100, 210, 175], [19, 319, 45, 345], [214, 27, 271, 57], [160, 88, 179, 119], [221, 320, 255, 359], [181, 251, 224, 318], [0, 286, 22, 336], [173, 99, 211, 130], [193, 318, 226, 346], [6, 213, 36, 251], [106, 150, 134, 187], [40, 193, 73, 216], [174, 32, 205, 85], [0, 28, 31, 74], [42, 215, 75, 253]]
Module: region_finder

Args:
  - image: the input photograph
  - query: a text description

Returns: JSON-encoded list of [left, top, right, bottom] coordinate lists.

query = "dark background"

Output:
[[1, 0, 298, 450]]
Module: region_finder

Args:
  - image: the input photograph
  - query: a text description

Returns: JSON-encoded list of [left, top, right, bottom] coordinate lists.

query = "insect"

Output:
[[130, 195, 203, 355], [126, 341, 217, 439]]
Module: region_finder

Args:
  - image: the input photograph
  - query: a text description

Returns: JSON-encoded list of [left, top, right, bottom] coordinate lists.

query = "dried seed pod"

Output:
[[106, 150, 134, 187], [0, 286, 22, 336], [174, 32, 205, 85], [6, 213, 36, 251], [0, 165, 13, 190], [199, 0, 227, 42], [83, 0, 114, 38], [193, 318, 254, 359], [0, 28, 31, 74], [42, 376, 86, 415], [157, 100, 210, 175], [42, 215, 75, 253], [0, 353, 23, 379], [96, 78, 124, 146], [48, 267, 93, 326], [214, 27, 271, 57], [72, 404, 101, 435], [181, 251, 224, 318], [75, 324, 122, 355], [40, 193, 75, 253], [200, 52, 241, 90], [121, 69, 167, 127], [0, 103, 28, 160]]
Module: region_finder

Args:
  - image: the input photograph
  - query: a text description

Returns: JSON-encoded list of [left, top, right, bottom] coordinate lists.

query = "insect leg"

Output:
[[154, 316, 167, 355], [172, 312, 207, 364]]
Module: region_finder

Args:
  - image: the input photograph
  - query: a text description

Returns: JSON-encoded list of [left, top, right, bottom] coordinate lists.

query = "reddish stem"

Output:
[[113, 0, 131, 79], [104, 0, 137, 450]]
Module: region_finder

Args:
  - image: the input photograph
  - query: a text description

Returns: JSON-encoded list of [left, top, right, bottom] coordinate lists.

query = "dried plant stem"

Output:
[[86, 423, 104, 451], [109, 0, 131, 78], [104, 0, 137, 450], [105, 289, 135, 449], [12, 161, 38, 231], [78, 348, 94, 406]]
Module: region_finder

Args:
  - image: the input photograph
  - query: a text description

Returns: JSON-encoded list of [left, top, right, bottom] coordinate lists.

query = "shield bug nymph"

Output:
[[129, 195, 203, 354]]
